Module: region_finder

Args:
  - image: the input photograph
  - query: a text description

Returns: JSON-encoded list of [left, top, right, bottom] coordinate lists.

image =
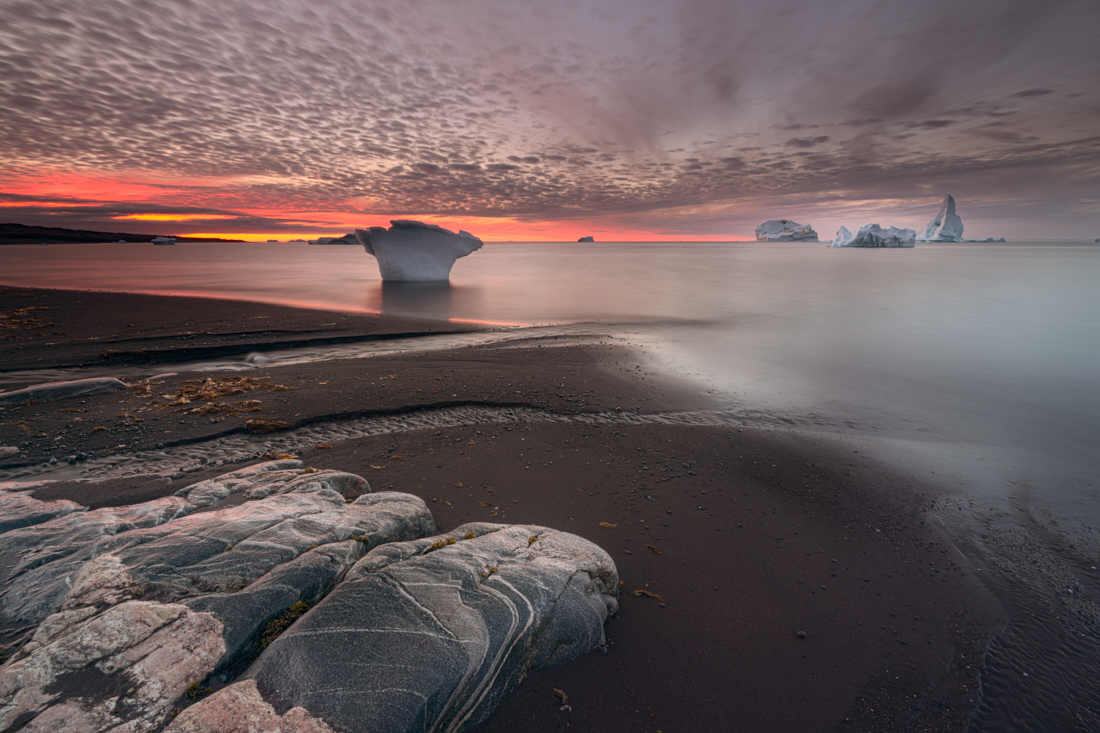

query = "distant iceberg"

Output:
[[308, 233, 358, 245], [151, 236, 175, 245], [755, 219, 818, 242], [921, 195, 964, 241], [833, 224, 916, 248], [355, 220, 483, 281], [577, 235, 595, 242], [977, 237, 1006, 243]]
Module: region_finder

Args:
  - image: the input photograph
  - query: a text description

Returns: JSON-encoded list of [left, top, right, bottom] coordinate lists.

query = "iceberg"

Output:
[[921, 195, 964, 241], [151, 236, 175, 245], [833, 224, 916, 248], [308, 232, 358, 245], [755, 219, 819, 242], [355, 220, 483, 281], [577, 235, 595, 242]]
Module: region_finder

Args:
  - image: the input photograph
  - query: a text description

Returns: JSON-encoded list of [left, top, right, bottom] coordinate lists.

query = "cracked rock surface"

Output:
[[0, 463, 617, 733], [171, 523, 619, 733], [0, 463, 436, 732]]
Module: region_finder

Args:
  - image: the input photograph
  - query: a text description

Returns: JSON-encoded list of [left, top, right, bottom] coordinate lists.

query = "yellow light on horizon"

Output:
[[115, 214, 238, 222]]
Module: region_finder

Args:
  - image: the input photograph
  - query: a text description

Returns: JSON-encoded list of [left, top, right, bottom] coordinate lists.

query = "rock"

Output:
[[0, 470, 422, 627], [181, 523, 618, 733], [755, 219, 819, 242], [0, 377, 128, 407], [165, 679, 337, 733], [0, 600, 226, 732], [577, 235, 595, 242], [0, 479, 424, 629], [0, 446, 19, 459], [0, 464, 438, 733], [0, 490, 84, 535], [0, 464, 617, 733], [355, 220, 483, 281], [833, 224, 916, 248], [921, 194, 964, 241]]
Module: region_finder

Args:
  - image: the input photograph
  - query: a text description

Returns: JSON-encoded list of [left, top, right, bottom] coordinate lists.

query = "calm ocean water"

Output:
[[3, 239, 1100, 726], [3, 241, 1097, 488]]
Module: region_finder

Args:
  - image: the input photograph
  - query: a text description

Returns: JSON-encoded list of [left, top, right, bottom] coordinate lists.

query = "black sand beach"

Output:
[[0, 287, 1006, 732]]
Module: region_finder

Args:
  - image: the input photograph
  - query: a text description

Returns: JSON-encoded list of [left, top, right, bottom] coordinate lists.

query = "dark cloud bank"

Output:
[[1, 0, 1098, 236]]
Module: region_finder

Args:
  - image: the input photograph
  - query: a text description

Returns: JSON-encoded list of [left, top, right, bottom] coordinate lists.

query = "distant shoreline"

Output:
[[0, 222, 245, 244]]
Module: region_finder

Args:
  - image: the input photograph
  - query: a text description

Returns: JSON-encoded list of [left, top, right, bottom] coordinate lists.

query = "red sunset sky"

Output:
[[2, 0, 1098, 242]]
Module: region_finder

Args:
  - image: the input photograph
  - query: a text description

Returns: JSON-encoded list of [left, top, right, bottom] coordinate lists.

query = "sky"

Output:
[[1, 0, 1098, 241]]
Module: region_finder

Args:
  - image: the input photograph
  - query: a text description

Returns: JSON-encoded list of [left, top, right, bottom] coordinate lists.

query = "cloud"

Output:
[[0, 0, 1096, 235], [784, 136, 830, 149], [1011, 88, 1056, 98]]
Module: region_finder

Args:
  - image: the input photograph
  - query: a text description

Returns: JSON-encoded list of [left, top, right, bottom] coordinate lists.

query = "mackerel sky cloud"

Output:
[[1, 0, 1097, 239]]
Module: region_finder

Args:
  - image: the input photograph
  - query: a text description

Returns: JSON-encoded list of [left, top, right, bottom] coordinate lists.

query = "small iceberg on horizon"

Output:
[[308, 233, 358, 245], [577, 235, 595, 242], [833, 224, 916, 248], [755, 219, 819, 241], [151, 236, 175, 245], [356, 220, 483, 281]]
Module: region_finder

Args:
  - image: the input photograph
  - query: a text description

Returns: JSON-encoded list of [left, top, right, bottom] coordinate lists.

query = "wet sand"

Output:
[[0, 287, 1006, 732]]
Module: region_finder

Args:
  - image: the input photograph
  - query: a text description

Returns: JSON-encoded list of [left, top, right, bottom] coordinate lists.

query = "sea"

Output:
[[2, 239, 1099, 728]]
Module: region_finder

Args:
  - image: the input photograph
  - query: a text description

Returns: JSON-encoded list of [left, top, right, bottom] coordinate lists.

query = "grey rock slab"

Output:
[[1, 479, 426, 625], [0, 490, 84, 534], [0, 377, 128, 407], [0, 446, 19, 459], [172, 459, 306, 506], [0, 600, 226, 733], [186, 522, 618, 733], [0, 465, 436, 732], [0, 461, 310, 585], [165, 679, 337, 733]]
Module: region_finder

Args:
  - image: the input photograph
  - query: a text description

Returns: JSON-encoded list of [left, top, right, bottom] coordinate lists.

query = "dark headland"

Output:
[[0, 286, 1004, 732], [0, 222, 245, 244]]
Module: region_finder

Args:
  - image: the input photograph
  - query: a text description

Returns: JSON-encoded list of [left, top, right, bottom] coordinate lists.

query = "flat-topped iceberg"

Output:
[[833, 224, 916, 248], [356, 220, 483, 281], [577, 235, 595, 242], [755, 219, 818, 242], [921, 195, 964, 241], [308, 233, 358, 245]]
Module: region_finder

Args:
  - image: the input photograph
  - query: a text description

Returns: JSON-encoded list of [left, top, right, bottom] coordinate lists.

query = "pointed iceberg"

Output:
[[833, 224, 916, 248], [355, 220, 483, 281], [921, 195, 964, 241]]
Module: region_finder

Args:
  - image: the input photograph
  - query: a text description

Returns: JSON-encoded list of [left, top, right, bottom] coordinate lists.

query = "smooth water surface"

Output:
[[4, 240, 1097, 494]]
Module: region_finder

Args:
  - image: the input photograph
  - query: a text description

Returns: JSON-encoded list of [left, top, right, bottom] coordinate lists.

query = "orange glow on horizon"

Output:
[[2, 167, 751, 241]]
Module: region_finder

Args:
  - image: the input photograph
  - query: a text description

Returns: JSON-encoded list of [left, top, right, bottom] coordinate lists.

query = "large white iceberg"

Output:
[[921, 195, 964, 241], [355, 220, 483, 281], [833, 224, 916, 248], [755, 219, 819, 241]]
